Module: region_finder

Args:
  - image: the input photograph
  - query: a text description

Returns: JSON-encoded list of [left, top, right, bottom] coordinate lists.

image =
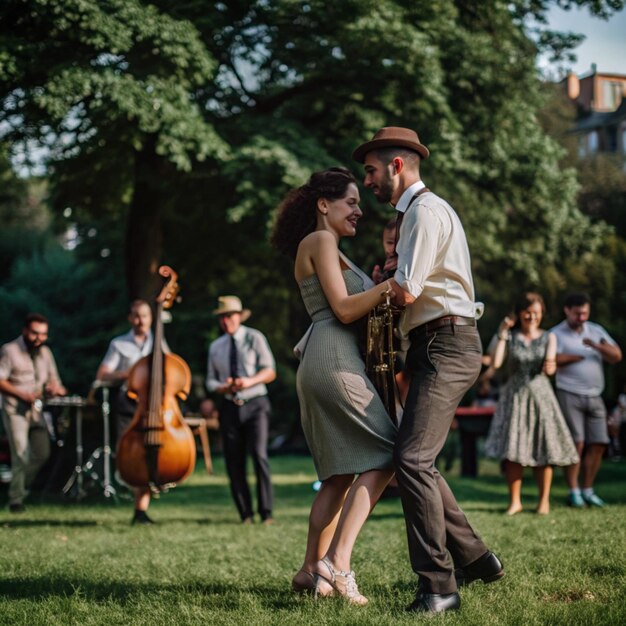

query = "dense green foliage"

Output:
[[0, 246, 126, 394], [1, 1, 625, 417], [537, 84, 626, 395], [0, 455, 625, 625]]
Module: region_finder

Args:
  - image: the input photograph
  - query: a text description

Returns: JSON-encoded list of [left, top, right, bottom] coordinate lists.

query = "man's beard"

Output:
[[374, 176, 394, 204], [568, 320, 584, 331], [23, 337, 42, 352]]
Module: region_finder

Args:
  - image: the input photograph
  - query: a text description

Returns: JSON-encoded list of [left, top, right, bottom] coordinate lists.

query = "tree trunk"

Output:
[[125, 139, 166, 302]]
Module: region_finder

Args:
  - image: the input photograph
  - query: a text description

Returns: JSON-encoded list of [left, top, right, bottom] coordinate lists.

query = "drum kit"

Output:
[[45, 382, 129, 501]]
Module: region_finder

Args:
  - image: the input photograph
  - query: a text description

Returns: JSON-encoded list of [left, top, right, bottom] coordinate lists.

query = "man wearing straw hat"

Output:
[[353, 127, 503, 613], [206, 296, 276, 524]]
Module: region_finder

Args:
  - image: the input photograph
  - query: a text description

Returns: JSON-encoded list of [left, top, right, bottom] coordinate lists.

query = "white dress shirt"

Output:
[[99, 329, 167, 395], [393, 181, 478, 338], [100, 330, 156, 374]]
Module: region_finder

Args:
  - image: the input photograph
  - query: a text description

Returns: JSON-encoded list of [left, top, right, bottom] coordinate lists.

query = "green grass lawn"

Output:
[[1, 454, 625, 625]]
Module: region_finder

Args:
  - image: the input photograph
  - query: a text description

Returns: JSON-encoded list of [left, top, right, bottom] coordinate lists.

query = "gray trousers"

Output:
[[394, 324, 488, 594], [2, 409, 50, 505]]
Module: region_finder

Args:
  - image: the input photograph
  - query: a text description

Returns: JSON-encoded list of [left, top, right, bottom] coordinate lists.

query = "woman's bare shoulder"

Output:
[[300, 230, 335, 247], [298, 231, 336, 258], [295, 231, 340, 282]]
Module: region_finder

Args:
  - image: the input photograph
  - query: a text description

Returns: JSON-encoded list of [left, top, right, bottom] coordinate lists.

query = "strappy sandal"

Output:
[[292, 569, 316, 593], [292, 569, 334, 598], [319, 556, 368, 605]]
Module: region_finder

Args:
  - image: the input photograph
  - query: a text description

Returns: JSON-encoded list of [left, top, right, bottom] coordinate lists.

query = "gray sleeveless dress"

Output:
[[485, 331, 579, 467], [296, 269, 397, 481]]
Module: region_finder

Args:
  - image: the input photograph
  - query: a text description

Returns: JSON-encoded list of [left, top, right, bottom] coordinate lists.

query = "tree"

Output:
[[0, 144, 50, 281], [537, 78, 626, 399], [170, 0, 617, 330], [0, 245, 126, 393], [0, 0, 227, 300], [2, 0, 624, 419]]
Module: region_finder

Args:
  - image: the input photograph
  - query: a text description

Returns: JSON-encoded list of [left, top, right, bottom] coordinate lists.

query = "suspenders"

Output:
[[381, 187, 430, 281], [392, 187, 430, 256]]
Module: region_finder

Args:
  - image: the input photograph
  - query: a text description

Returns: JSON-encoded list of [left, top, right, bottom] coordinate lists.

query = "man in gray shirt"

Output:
[[0, 313, 66, 512], [207, 295, 276, 524], [551, 293, 622, 508]]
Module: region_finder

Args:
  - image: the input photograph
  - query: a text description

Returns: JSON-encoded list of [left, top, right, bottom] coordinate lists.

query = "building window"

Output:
[[602, 81, 624, 110], [588, 130, 599, 154]]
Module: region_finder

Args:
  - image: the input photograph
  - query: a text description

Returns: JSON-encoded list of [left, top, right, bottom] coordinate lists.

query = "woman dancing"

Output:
[[271, 167, 398, 605]]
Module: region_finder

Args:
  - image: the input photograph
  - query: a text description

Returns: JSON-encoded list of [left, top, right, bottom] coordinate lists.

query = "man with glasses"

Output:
[[206, 296, 276, 524], [0, 313, 66, 512]]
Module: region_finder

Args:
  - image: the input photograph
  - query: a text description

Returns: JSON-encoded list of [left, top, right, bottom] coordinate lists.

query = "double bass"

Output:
[[116, 266, 196, 491]]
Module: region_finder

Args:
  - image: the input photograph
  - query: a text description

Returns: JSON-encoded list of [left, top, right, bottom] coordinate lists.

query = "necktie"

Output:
[[229, 335, 239, 379]]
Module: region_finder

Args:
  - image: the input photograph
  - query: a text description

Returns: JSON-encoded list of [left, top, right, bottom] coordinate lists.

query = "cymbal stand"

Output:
[[62, 399, 87, 499], [62, 386, 120, 501], [100, 386, 117, 499]]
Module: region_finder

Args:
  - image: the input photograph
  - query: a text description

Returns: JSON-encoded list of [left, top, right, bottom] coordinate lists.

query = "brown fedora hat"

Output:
[[352, 127, 430, 163]]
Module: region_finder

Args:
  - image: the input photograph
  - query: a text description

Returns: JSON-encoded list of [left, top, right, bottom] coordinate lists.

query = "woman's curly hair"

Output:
[[271, 167, 357, 258]]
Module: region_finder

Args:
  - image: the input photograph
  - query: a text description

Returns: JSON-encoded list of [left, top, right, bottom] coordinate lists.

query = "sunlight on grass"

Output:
[[1, 455, 625, 625]]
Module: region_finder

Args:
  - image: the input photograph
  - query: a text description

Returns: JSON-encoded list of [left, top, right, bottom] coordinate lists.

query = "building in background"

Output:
[[563, 64, 626, 161]]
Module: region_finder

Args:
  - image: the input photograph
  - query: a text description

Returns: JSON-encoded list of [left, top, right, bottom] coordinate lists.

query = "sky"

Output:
[[541, 4, 626, 76]]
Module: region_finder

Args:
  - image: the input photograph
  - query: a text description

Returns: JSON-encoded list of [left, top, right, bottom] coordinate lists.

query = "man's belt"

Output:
[[225, 395, 264, 407], [410, 315, 476, 339]]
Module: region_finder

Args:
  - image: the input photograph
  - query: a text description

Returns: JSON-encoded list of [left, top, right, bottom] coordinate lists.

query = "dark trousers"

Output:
[[220, 396, 273, 521], [394, 324, 488, 594]]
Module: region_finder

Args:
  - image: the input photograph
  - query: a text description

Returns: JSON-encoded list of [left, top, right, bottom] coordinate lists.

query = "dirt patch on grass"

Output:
[[542, 590, 596, 603]]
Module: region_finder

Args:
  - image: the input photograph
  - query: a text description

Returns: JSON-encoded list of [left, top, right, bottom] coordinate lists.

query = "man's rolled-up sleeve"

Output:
[[0, 346, 12, 381], [255, 334, 275, 371], [99, 342, 120, 373]]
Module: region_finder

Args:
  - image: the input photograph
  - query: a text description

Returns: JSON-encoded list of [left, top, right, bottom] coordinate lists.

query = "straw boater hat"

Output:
[[213, 295, 251, 322], [352, 126, 430, 163]]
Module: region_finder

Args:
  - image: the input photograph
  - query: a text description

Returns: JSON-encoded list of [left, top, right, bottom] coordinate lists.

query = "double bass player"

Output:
[[96, 299, 163, 525]]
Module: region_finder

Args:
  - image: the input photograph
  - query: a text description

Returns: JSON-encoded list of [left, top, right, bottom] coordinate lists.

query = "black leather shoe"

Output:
[[406, 591, 461, 613], [131, 510, 155, 525], [9, 502, 26, 513], [455, 551, 504, 587]]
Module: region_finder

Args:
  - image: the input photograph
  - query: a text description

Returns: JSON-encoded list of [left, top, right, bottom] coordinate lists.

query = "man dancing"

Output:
[[354, 127, 503, 613]]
